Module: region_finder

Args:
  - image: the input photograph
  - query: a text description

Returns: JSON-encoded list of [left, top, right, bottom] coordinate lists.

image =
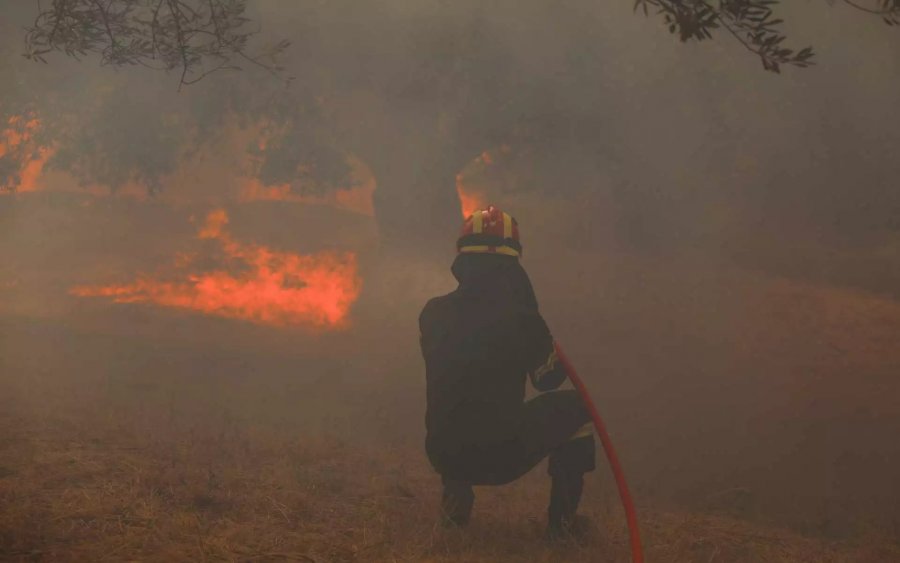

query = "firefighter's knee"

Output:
[[548, 434, 596, 476], [570, 422, 593, 440]]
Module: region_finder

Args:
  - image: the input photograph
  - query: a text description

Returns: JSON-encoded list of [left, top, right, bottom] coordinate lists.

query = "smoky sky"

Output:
[[2, 0, 900, 536], [2, 1, 899, 356], [3, 1, 899, 249]]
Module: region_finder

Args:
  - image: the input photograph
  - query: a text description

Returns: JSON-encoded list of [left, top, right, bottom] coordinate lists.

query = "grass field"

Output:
[[2, 403, 899, 562], [2, 217, 900, 561], [1, 341, 898, 563]]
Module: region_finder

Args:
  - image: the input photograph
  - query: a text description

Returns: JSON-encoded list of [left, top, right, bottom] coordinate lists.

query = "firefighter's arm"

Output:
[[528, 347, 568, 391], [522, 314, 567, 391]]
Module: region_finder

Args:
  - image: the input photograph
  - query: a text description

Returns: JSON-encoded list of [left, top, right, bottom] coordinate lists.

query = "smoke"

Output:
[[1, 0, 899, 539]]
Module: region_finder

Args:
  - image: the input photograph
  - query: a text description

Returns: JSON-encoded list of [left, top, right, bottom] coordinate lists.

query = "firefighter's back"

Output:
[[420, 288, 547, 460]]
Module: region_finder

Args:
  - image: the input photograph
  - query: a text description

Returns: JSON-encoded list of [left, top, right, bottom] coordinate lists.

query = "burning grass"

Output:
[[4, 221, 900, 561], [71, 209, 362, 329]]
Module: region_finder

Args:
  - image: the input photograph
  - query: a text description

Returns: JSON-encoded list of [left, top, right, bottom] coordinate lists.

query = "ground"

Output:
[[2, 233, 900, 562], [1, 399, 897, 562]]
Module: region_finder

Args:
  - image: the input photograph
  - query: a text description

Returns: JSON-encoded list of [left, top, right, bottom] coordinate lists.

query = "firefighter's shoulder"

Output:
[[419, 293, 456, 330]]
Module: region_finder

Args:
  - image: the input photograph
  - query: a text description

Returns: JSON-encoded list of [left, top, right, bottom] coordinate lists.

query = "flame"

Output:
[[71, 209, 362, 329], [0, 116, 38, 152], [239, 179, 375, 216], [239, 157, 376, 217], [334, 183, 376, 216], [0, 115, 54, 193], [240, 130, 376, 216], [456, 177, 488, 219], [1, 114, 376, 214], [198, 208, 229, 239]]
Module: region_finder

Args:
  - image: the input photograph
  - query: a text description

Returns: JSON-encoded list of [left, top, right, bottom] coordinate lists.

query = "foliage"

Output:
[[7, 0, 899, 239], [22, 0, 900, 84], [637, 0, 899, 72], [23, 0, 290, 89], [635, 0, 815, 73]]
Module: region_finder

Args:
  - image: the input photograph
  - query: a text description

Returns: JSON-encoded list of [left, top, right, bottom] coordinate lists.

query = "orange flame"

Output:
[[239, 155, 376, 217], [239, 179, 375, 216], [456, 177, 488, 219], [1, 115, 54, 193], [71, 209, 362, 329], [240, 132, 376, 216]]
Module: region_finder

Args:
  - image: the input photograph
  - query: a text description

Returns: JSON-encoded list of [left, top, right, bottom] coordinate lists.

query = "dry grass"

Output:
[[1, 402, 897, 563], [2, 258, 899, 561]]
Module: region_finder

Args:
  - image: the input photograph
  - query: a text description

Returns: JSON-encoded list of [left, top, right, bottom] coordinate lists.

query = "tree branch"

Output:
[[23, 0, 290, 89], [841, 0, 889, 15]]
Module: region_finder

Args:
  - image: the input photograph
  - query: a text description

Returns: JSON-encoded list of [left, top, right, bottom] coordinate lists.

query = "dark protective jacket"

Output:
[[419, 253, 569, 471]]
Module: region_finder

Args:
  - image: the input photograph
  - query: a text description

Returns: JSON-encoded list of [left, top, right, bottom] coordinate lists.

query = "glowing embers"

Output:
[[71, 209, 362, 329], [0, 114, 54, 193]]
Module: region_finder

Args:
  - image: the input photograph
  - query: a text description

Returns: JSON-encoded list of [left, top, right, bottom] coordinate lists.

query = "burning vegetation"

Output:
[[3, 2, 900, 562], [239, 157, 377, 217], [0, 113, 53, 193], [456, 181, 487, 219], [71, 209, 362, 329]]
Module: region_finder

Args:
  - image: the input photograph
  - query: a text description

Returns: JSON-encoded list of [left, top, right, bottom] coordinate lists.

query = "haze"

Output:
[[1, 1, 898, 561]]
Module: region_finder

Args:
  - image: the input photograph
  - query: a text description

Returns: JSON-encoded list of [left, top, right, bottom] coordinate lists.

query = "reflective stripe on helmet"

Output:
[[458, 245, 520, 257], [457, 205, 522, 257], [502, 212, 512, 239], [472, 209, 484, 234]]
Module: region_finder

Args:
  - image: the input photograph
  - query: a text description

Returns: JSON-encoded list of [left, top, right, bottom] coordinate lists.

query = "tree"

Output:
[[21, 1, 900, 80], [6, 0, 899, 254], [23, 0, 290, 90], [636, 0, 899, 72]]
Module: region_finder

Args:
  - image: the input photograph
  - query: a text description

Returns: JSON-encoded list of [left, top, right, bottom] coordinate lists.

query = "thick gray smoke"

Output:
[[1, 0, 899, 540]]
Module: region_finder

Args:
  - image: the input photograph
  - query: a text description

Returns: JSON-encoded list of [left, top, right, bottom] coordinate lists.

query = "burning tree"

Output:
[[6, 0, 899, 253]]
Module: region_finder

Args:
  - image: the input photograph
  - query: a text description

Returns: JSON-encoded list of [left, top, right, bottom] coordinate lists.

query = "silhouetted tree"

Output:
[[6, 0, 899, 252], [21, 1, 900, 80], [23, 0, 290, 89]]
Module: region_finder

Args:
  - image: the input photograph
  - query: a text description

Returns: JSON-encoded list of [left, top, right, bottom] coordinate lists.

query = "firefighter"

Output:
[[418, 205, 596, 539]]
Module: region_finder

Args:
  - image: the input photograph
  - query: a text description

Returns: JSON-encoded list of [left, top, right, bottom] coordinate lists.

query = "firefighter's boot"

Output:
[[546, 471, 587, 538], [440, 478, 474, 527], [546, 434, 594, 541]]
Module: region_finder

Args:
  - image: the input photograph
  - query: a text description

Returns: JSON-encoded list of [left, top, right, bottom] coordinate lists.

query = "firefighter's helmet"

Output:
[[457, 205, 522, 257]]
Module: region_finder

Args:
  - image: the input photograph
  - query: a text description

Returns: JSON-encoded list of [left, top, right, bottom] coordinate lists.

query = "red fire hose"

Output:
[[554, 341, 644, 563]]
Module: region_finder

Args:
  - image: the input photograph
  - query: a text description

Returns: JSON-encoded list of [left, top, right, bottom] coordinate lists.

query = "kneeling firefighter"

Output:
[[418, 205, 595, 537]]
